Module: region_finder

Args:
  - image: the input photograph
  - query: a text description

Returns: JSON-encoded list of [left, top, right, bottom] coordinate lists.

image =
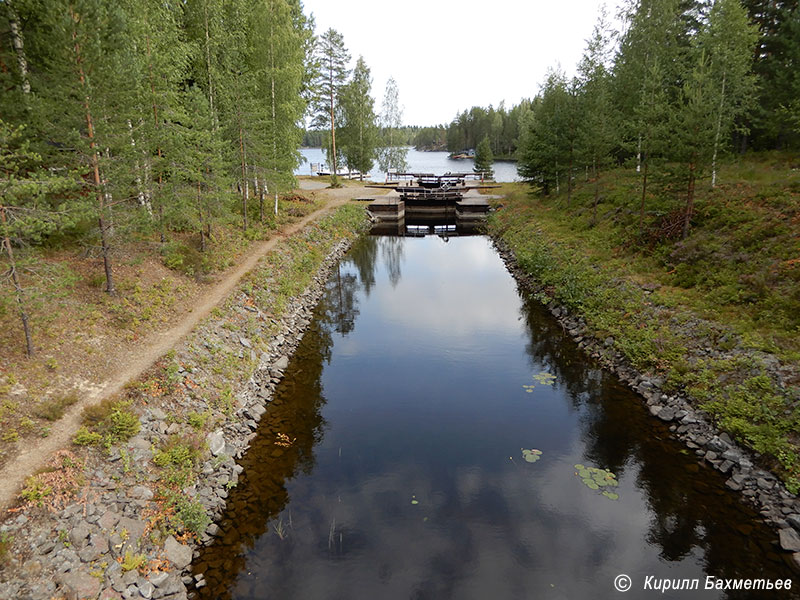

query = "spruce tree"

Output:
[[576, 13, 617, 224], [473, 136, 494, 180]]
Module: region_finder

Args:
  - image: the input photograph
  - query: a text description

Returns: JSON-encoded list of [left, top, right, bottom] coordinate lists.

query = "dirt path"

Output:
[[0, 188, 355, 511]]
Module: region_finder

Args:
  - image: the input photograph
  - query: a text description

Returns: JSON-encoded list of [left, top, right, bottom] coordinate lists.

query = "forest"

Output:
[[1, 0, 799, 359], [0, 0, 415, 357], [431, 0, 799, 182]]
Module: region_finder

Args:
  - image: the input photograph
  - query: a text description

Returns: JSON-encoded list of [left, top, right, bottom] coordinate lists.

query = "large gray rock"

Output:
[[69, 522, 91, 548], [99, 510, 121, 531], [57, 571, 101, 600], [130, 486, 154, 501], [786, 514, 800, 532], [164, 535, 193, 570], [207, 431, 225, 457], [151, 573, 184, 599], [780, 528, 800, 552], [656, 406, 676, 421]]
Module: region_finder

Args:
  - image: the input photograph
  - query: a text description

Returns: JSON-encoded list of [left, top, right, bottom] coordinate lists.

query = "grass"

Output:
[[490, 152, 800, 491], [33, 391, 79, 422], [120, 550, 148, 572], [0, 189, 328, 470]]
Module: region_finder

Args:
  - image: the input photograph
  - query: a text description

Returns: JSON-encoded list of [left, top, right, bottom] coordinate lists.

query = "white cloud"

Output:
[[303, 0, 622, 124]]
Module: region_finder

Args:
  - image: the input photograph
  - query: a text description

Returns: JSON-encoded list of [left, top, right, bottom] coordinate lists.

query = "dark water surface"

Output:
[[195, 235, 797, 599]]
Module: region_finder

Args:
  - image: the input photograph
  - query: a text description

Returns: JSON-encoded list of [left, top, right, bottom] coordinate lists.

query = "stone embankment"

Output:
[[492, 238, 800, 572], [0, 215, 362, 600]]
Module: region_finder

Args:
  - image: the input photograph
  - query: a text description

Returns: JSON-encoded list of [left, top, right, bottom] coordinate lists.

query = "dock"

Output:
[[364, 172, 497, 233]]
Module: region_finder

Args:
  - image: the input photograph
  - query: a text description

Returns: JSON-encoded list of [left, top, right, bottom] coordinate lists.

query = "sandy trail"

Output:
[[0, 187, 355, 511]]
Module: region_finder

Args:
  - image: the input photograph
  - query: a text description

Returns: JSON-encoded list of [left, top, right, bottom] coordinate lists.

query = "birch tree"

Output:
[[378, 77, 409, 175], [701, 0, 759, 186]]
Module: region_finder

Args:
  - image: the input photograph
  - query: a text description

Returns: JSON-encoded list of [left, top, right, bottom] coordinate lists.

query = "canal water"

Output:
[[195, 233, 797, 599]]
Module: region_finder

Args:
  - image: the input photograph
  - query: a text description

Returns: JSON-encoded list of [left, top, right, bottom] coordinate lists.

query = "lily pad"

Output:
[[522, 448, 543, 463], [522, 372, 556, 393], [532, 372, 557, 386], [575, 466, 619, 499]]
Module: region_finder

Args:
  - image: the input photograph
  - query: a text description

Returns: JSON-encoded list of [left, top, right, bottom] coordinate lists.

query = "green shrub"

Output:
[[80, 399, 140, 445], [169, 494, 210, 536], [34, 392, 79, 422], [73, 427, 102, 446]]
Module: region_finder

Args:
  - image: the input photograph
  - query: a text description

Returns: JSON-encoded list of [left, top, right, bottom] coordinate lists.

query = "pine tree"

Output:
[[30, 0, 139, 294], [1, 120, 75, 356], [256, 0, 311, 216], [339, 56, 378, 179], [311, 28, 350, 182]]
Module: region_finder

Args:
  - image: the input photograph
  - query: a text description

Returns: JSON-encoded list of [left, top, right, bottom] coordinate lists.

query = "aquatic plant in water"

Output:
[[522, 448, 543, 463], [574, 464, 619, 500], [523, 372, 557, 393]]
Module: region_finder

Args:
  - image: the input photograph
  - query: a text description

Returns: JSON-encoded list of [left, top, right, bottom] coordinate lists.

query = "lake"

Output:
[[296, 147, 520, 183]]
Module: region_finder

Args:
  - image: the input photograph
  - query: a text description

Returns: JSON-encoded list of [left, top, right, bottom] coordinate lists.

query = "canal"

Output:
[[194, 233, 797, 599]]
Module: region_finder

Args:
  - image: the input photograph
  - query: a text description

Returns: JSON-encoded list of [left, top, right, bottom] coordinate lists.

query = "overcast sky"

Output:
[[302, 0, 623, 126]]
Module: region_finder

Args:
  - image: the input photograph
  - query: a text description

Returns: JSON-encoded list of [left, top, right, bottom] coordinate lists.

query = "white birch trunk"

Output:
[[711, 71, 726, 189], [7, 0, 31, 95], [128, 120, 152, 216], [636, 134, 642, 173]]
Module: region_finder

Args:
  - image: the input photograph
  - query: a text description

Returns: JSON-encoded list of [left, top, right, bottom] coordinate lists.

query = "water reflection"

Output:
[[195, 235, 798, 600]]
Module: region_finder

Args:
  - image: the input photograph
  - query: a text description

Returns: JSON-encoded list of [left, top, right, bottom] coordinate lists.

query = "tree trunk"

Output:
[[71, 5, 115, 295], [238, 120, 248, 231], [329, 56, 338, 179], [198, 182, 206, 252], [592, 172, 600, 225], [683, 160, 696, 239], [566, 147, 574, 207], [639, 159, 649, 235], [1, 204, 34, 356], [711, 71, 726, 188], [145, 31, 165, 243], [128, 120, 152, 216], [203, 2, 216, 125], [257, 175, 264, 223], [636, 134, 642, 173], [7, 0, 31, 95]]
